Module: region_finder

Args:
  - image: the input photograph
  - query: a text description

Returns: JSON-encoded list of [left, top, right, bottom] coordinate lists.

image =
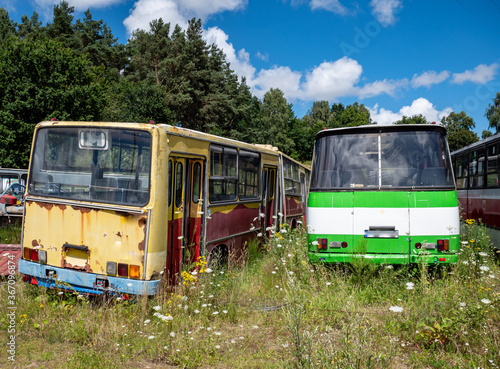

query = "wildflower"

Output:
[[459, 302, 466, 307], [144, 319, 150, 324], [469, 239, 475, 243], [481, 299, 491, 304], [205, 268, 213, 274], [277, 244, 282, 248], [58, 291, 64, 295], [215, 332, 222, 336], [278, 212, 283, 218], [213, 311, 219, 315], [460, 241, 468, 245], [249, 226, 256, 231], [281, 229, 287, 234], [257, 233, 263, 237], [194, 309, 200, 314], [259, 213, 265, 218], [479, 252, 488, 257], [326, 282, 331, 286], [389, 306, 403, 313], [170, 332, 176, 338], [406, 282, 415, 290], [466, 219, 474, 225], [252, 325, 259, 329], [223, 310, 228, 314], [272, 271, 276, 274], [148, 335, 155, 339], [480, 266, 490, 272], [215, 345, 221, 349], [153, 305, 161, 311]]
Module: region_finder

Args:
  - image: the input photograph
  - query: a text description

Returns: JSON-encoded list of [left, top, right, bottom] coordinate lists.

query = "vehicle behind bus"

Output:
[[307, 125, 460, 265], [451, 133, 500, 256]]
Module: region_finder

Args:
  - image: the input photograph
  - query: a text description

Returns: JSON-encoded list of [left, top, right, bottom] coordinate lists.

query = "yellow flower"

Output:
[[466, 219, 474, 225], [470, 240, 475, 243]]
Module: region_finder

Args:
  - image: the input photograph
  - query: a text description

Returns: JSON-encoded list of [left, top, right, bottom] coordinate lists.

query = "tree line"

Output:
[[1, 2, 499, 169]]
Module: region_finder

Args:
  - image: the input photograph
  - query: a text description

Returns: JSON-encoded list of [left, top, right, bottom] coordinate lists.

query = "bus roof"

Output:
[[315, 124, 447, 140], [37, 121, 282, 157], [450, 131, 500, 156]]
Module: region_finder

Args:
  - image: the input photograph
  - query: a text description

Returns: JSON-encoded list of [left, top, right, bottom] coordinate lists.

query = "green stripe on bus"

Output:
[[308, 191, 458, 208]]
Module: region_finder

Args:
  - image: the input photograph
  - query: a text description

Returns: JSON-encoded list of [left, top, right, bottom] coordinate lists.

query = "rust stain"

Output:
[[32, 240, 39, 247], [116, 231, 122, 238], [138, 217, 147, 227], [138, 239, 145, 252], [56, 204, 67, 210], [71, 206, 93, 213], [115, 211, 132, 217], [37, 202, 53, 210]]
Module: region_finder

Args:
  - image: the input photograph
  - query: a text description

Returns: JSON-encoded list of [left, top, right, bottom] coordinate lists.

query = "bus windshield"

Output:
[[29, 127, 152, 206], [311, 130, 454, 189]]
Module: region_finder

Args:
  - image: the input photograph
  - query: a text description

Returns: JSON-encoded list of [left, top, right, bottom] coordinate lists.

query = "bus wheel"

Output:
[[208, 245, 229, 270]]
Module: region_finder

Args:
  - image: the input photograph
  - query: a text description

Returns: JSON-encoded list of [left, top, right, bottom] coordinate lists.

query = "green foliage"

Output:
[[482, 130, 493, 139], [103, 79, 172, 123], [441, 111, 475, 134], [485, 92, 500, 133], [394, 114, 429, 125], [253, 88, 296, 154], [0, 38, 108, 167], [0, 8, 17, 42], [447, 129, 479, 152]]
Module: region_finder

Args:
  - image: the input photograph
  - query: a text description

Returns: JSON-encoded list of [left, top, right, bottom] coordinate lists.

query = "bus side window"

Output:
[[487, 143, 499, 187], [175, 162, 183, 208], [168, 160, 172, 207], [192, 162, 201, 203]]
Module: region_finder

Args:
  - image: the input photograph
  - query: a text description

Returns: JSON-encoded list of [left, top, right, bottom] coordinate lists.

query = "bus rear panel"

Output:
[[307, 125, 460, 265]]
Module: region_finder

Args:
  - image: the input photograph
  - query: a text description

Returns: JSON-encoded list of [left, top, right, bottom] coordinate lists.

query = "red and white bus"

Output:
[[451, 132, 500, 254]]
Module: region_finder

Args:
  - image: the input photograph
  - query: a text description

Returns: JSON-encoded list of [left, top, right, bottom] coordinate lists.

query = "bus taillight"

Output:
[[129, 265, 140, 279], [437, 239, 449, 251], [118, 263, 128, 277], [341, 241, 348, 248], [317, 238, 328, 250], [415, 242, 422, 249]]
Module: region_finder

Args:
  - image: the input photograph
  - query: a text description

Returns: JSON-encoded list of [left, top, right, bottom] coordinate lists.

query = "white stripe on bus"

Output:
[[306, 207, 459, 237]]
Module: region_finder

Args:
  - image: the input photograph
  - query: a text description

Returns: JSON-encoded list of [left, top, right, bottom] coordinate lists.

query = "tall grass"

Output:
[[1, 221, 499, 368]]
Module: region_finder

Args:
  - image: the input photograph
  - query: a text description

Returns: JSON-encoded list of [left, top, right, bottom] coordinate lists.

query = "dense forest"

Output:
[[0, 2, 499, 169]]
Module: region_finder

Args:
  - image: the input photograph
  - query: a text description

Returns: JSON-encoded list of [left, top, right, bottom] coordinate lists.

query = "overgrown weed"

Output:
[[0, 220, 498, 368]]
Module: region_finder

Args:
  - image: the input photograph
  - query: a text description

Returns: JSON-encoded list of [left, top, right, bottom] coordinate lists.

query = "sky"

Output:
[[4, 0, 500, 135]]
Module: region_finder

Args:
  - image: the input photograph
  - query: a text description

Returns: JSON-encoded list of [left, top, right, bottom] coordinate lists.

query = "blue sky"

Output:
[[4, 0, 500, 135]]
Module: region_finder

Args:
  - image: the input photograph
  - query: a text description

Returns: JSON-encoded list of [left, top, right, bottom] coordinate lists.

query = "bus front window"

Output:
[[311, 130, 454, 190], [29, 127, 152, 206]]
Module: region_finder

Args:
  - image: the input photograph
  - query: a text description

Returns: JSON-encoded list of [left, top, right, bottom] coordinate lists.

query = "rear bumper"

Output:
[[18, 259, 160, 295], [308, 252, 458, 265]]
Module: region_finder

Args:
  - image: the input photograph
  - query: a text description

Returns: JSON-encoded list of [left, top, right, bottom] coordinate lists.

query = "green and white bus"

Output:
[[307, 124, 460, 265]]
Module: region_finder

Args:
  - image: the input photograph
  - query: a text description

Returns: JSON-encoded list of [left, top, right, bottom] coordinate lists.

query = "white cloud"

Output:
[[124, 0, 187, 35], [369, 0, 402, 26], [302, 58, 362, 100], [32, 0, 123, 12], [124, 0, 246, 35], [203, 27, 256, 84], [411, 70, 450, 88], [253, 67, 302, 99], [355, 78, 409, 99], [369, 98, 452, 125], [451, 63, 499, 84], [310, 0, 351, 15]]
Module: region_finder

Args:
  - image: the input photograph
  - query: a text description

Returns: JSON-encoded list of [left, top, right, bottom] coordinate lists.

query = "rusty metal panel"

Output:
[[23, 201, 148, 278]]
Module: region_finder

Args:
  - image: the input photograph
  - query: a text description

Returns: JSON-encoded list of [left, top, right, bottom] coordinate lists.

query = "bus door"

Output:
[[167, 157, 204, 283], [261, 166, 276, 237]]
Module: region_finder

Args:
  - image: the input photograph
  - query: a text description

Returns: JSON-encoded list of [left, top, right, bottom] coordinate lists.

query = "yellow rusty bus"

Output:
[[19, 121, 309, 296]]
